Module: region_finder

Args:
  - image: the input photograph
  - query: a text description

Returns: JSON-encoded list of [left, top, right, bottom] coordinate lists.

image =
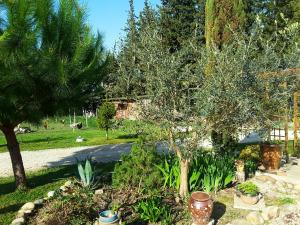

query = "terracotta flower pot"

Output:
[[261, 144, 282, 170], [240, 194, 259, 205], [188, 191, 213, 225]]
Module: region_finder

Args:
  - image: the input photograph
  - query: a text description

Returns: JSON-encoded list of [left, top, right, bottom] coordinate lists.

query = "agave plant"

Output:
[[77, 158, 98, 189]]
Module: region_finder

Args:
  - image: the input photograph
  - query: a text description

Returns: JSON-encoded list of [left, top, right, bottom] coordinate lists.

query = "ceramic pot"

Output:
[[99, 210, 118, 224], [261, 144, 282, 170], [188, 191, 213, 225], [240, 194, 259, 205]]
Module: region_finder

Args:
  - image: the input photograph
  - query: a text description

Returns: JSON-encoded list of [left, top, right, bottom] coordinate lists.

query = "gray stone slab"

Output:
[[233, 194, 265, 211]]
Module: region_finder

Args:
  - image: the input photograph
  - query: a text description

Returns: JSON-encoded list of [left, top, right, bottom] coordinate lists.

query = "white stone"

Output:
[[262, 206, 280, 220], [294, 184, 300, 191], [34, 199, 44, 206], [229, 219, 252, 225], [21, 202, 35, 211], [95, 189, 104, 195], [64, 180, 72, 187], [47, 191, 55, 198], [246, 211, 264, 225], [60, 185, 67, 192], [16, 210, 25, 218], [11, 217, 25, 225]]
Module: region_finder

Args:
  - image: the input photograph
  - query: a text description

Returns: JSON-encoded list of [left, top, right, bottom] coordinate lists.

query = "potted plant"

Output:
[[236, 181, 260, 205], [99, 210, 118, 224], [261, 140, 282, 171], [99, 202, 120, 224]]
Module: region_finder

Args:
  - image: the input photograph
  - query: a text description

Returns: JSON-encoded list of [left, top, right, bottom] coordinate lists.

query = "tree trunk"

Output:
[[0, 125, 27, 188], [179, 159, 189, 198], [169, 129, 189, 198]]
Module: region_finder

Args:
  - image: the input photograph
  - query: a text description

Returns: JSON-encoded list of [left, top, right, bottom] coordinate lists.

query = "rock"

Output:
[[21, 202, 35, 211], [277, 171, 287, 176], [286, 183, 294, 189], [47, 191, 55, 198], [262, 206, 280, 220], [95, 189, 104, 195], [175, 196, 180, 203], [16, 210, 25, 218], [246, 211, 264, 225], [255, 175, 276, 183], [294, 184, 300, 191], [229, 219, 252, 225], [64, 180, 72, 187], [60, 185, 67, 192], [34, 199, 44, 206], [11, 217, 25, 225]]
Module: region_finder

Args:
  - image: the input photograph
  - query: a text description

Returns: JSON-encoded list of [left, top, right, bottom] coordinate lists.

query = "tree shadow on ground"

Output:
[[0, 162, 116, 195], [0, 166, 75, 195], [0, 203, 23, 215], [211, 201, 226, 222], [117, 134, 138, 139], [19, 136, 65, 144]]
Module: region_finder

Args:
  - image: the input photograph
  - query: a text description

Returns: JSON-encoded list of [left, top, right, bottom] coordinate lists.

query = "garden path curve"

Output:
[[0, 144, 135, 177]]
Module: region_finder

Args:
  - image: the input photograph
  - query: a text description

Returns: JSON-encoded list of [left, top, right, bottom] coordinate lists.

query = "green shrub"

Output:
[[190, 152, 235, 193], [239, 145, 261, 162], [237, 181, 259, 196], [97, 102, 116, 139], [239, 145, 261, 176], [112, 141, 163, 193], [134, 197, 172, 224]]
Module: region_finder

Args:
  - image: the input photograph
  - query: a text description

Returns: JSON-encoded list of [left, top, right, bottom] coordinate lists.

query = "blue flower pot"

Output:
[[99, 210, 118, 223]]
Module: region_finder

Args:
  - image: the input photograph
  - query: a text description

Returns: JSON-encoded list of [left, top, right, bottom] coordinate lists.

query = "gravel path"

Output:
[[0, 144, 133, 177]]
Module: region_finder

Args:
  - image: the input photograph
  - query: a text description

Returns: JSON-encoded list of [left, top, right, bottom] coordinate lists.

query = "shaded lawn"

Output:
[[0, 128, 137, 153], [0, 162, 115, 225]]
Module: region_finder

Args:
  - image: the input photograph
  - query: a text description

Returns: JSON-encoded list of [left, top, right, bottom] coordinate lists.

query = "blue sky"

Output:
[[82, 0, 161, 50]]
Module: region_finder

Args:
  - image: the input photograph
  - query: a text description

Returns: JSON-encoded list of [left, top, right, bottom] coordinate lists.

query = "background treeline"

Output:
[[106, 0, 299, 98]]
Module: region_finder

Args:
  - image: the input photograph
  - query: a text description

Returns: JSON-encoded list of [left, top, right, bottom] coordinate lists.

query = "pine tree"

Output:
[[160, 0, 205, 52], [205, 0, 246, 47], [0, 0, 105, 188], [116, 0, 143, 97]]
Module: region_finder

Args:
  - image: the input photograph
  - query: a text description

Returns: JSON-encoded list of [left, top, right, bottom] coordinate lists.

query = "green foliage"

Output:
[[239, 145, 261, 162], [190, 152, 235, 193], [240, 145, 261, 176], [155, 154, 180, 190], [237, 181, 259, 196], [97, 102, 116, 139], [77, 159, 97, 189], [205, 0, 246, 47], [275, 196, 295, 206], [112, 141, 163, 193], [157, 152, 235, 193], [134, 197, 172, 224]]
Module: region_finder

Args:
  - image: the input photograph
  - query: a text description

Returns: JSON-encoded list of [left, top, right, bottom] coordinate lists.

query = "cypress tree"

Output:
[[160, 0, 205, 52], [205, 0, 246, 47]]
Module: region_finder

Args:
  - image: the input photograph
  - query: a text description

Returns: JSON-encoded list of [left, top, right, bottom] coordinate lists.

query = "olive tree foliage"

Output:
[[196, 22, 300, 144], [136, 18, 208, 197]]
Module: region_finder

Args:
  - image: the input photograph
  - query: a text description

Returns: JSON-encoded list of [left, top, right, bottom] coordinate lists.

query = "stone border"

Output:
[[10, 181, 73, 225]]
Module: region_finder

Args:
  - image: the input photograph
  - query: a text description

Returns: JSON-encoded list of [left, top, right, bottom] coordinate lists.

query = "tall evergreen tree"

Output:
[[116, 0, 143, 97], [160, 0, 205, 52], [205, 0, 246, 47], [0, 0, 105, 188], [245, 0, 300, 36]]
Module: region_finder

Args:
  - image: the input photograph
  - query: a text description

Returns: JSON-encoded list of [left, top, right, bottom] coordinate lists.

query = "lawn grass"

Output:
[[0, 162, 115, 225], [0, 117, 138, 153]]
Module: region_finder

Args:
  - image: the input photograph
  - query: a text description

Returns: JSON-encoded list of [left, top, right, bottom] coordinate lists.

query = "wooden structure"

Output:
[[260, 68, 300, 160]]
